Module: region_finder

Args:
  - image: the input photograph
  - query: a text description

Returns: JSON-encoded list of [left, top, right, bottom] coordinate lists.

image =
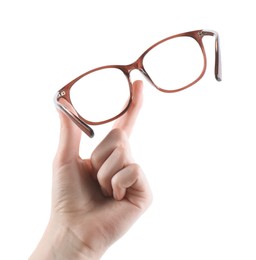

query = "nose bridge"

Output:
[[126, 58, 154, 86], [126, 57, 143, 72]]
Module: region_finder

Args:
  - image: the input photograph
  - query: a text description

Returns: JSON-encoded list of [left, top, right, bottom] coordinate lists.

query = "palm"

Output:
[[52, 154, 149, 248]]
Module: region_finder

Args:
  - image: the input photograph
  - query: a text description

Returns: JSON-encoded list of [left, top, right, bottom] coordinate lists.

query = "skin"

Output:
[[29, 80, 152, 260]]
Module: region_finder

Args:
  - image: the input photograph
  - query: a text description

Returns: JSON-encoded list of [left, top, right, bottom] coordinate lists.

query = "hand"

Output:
[[29, 80, 152, 260]]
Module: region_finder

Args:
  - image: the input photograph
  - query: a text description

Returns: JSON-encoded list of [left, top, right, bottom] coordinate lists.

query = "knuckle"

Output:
[[90, 151, 100, 171], [111, 174, 119, 188], [125, 163, 141, 181], [110, 128, 128, 144], [114, 145, 128, 162], [97, 170, 109, 187], [129, 163, 142, 175]]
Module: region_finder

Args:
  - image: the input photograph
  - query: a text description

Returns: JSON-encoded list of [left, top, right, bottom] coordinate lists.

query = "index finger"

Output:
[[54, 99, 82, 168], [112, 80, 143, 137]]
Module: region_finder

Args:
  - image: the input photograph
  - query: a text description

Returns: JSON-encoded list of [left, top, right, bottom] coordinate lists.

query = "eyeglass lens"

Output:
[[70, 35, 204, 123]]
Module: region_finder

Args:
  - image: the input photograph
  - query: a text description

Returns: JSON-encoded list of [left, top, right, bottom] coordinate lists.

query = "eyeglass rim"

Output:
[[54, 29, 222, 138]]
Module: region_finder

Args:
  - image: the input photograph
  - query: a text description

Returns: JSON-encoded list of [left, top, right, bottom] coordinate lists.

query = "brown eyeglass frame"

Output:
[[55, 29, 222, 138]]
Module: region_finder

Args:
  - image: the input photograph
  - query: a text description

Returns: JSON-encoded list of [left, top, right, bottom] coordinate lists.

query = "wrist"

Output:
[[29, 219, 101, 260]]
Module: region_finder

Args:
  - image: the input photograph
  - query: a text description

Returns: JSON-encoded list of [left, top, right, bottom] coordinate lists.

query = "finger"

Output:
[[91, 128, 128, 174], [111, 163, 152, 209], [113, 80, 143, 137], [54, 99, 81, 167], [97, 145, 133, 197]]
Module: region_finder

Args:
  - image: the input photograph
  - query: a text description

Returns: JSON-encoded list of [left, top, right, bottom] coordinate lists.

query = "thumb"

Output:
[[54, 100, 81, 166], [113, 80, 143, 137]]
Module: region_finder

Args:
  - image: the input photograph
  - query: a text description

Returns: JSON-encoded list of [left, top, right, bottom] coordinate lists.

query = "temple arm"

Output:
[[201, 30, 222, 81], [54, 92, 95, 138]]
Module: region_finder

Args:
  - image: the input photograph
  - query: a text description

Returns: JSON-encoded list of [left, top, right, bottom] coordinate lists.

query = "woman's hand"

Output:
[[30, 80, 152, 260]]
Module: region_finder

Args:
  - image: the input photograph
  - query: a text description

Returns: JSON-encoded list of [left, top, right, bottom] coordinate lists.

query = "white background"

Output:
[[0, 1, 255, 259]]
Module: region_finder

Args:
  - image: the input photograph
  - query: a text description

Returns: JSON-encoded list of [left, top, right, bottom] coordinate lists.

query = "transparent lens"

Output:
[[143, 36, 204, 90], [70, 68, 130, 123]]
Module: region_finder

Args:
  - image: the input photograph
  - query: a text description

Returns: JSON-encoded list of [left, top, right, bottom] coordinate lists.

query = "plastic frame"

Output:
[[55, 29, 222, 137]]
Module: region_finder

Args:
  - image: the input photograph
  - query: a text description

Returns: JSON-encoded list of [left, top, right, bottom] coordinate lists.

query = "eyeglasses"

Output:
[[55, 29, 222, 138]]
